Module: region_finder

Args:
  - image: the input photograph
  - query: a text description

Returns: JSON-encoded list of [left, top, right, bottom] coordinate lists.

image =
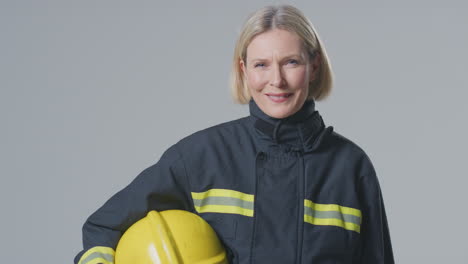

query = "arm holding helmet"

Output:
[[74, 143, 193, 264]]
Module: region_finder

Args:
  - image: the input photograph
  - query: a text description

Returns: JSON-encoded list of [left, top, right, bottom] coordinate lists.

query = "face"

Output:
[[240, 28, 320, 119]]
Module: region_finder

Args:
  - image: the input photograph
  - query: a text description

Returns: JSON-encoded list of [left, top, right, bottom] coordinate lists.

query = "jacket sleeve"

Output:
[[74, 143, 193, 264], [355, 167, 395, 263]]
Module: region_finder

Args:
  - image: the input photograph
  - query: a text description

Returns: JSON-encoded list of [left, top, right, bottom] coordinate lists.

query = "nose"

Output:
[[269, 63, 285, 87]]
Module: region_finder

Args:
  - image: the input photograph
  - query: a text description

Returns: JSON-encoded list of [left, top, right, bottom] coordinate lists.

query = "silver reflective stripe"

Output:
[[80, 252, 114, 264], [193, 196, 254, 210], [191, 189, 254, 216], [304, 206, 361, 225]]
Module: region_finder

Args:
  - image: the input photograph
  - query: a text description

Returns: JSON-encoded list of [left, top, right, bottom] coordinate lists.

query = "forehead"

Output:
[[247, 29, 304, 59]]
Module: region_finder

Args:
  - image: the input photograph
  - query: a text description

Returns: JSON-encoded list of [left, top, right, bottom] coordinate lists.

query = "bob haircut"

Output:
[[230, 4, 334, 104]]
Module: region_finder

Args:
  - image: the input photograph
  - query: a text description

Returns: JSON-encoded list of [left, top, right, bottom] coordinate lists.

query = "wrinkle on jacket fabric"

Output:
[[75, 99, 394, 264]]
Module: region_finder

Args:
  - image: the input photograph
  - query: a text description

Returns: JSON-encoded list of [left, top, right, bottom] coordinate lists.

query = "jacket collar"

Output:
[[249, 98, 327, 153]]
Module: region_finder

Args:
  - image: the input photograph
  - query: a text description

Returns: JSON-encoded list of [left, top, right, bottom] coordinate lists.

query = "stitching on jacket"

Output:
[[174, 143, 195, 213], [296, 153, 305, 263], [249, 151, 264, 264]]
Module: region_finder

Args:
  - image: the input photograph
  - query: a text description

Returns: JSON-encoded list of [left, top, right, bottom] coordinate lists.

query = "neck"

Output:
[[249, 99, 325, 152]]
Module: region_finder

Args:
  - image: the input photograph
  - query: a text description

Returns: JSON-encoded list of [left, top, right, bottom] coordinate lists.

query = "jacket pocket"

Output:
[[204, 214, 237, 240], [203, 214, 239, 264], [301, 199, 361, 262], [302, 224, 360, 264]]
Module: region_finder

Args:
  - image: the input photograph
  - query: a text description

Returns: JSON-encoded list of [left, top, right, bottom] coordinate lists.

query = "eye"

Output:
[[254, 63, 265, 68], [288, 59, 298, 65]]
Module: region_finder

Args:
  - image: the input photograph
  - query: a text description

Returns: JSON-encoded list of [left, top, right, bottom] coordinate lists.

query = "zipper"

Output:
[[249, 151, 265, 264], [296, 149, 305, 264]]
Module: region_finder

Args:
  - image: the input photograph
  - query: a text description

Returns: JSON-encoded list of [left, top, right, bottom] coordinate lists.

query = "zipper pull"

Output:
[[258, 151, 266, 160]]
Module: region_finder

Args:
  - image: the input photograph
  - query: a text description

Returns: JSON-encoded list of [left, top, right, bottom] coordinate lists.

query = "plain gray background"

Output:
[[1, 0, 467, 263]]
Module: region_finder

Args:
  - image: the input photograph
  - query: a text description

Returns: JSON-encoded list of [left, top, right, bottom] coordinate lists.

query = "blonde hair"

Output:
[[230, 4, 334, 104]]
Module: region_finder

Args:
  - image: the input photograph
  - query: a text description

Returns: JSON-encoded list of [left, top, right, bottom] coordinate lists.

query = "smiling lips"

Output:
[[266, 93, 292, 103]]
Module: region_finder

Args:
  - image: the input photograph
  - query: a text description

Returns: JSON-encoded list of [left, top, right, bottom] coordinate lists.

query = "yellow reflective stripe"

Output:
[[304, 215, 361, 233], [194, 205, 254, 217], [304, 199, 362, 233], [191, 188, 254, 202], [78, 246, 115, 264], [87, 258, 113, 264], [191, 189, 255, 217], [304, 199, 362, 217]]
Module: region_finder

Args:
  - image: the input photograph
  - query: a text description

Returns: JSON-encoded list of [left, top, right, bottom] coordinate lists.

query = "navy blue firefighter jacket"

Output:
[[75, 98, 394, 264]]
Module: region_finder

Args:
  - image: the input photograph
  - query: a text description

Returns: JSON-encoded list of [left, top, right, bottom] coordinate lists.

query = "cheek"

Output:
[[246, 71, 266, 91], [279, 72, 308, 97], [288, 68, 308, 87]]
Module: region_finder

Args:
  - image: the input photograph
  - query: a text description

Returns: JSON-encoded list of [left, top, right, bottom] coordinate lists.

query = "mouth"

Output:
[[265, 93, 293, 103]]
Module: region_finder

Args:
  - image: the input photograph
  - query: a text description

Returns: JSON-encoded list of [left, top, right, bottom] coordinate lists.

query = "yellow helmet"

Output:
[[115, 210, 228, 264]]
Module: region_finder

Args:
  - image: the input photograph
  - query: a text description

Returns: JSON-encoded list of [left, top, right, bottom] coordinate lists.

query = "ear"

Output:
[[309, 53, 321, 82], [239, 59, 246, 76], [239, 59, 251, 96]]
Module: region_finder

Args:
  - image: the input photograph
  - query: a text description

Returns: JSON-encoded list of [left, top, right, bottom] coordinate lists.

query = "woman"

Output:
[[75, 4, 394, 264]]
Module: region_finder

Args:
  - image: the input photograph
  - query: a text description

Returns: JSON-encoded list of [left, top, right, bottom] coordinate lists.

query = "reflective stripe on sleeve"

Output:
[[304, 199, 362, 233], [191, 189, 254, 217], [78, 246, 115, 264]]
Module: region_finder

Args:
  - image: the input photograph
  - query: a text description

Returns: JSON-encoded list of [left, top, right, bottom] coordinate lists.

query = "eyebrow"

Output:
[[249, 54, 303, 63]]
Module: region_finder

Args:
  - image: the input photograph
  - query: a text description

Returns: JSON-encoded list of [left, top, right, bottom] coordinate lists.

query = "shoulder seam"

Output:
[[173, 143, 195, 212]]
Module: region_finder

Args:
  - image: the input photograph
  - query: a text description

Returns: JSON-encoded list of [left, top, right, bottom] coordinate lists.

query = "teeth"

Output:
[[269, 95, 289, 98]]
